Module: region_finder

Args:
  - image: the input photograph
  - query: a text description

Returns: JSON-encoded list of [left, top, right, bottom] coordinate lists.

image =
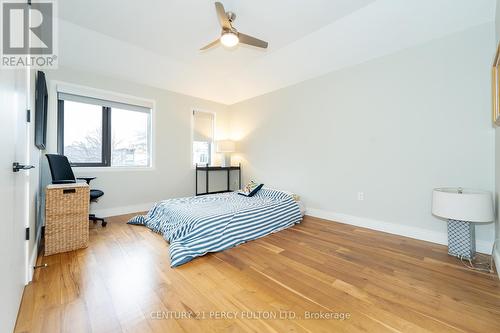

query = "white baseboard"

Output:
[[91, 202, 155, 218], [493, 247, 500, 280], [89, 203, 496, 258], [27, 243, 38, 283], [306, 208, 493, 255]]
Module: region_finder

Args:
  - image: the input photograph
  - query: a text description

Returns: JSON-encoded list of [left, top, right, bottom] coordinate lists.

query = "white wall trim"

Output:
[[93, 203, 496, 257], [493, 247, 500, 280], [91, 202, 156, 218], [27, 243, 38, 283], [89, 202, 498, 277], [73, 166, 156, 173], [306, 207, 494, 254]]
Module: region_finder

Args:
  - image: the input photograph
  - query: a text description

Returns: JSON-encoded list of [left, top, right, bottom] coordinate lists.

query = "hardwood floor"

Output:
[[15, 214, 500, 333]]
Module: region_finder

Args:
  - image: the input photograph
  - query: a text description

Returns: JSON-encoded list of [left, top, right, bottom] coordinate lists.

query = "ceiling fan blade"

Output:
[[215, 2, 231, 29], [200, 38, 220, 50], [238, 33, 268, 49]]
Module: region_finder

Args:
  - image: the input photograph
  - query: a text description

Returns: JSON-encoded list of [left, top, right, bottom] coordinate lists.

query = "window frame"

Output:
[[191, 109, 216, 167], [57, 96, 152, 168]]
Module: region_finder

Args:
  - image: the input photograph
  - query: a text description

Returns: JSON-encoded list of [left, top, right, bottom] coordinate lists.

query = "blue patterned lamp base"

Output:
[[447, 219, 475, 259]]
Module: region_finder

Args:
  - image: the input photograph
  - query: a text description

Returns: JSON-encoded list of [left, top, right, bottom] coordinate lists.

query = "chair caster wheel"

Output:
[[102, 221, 107, 227]]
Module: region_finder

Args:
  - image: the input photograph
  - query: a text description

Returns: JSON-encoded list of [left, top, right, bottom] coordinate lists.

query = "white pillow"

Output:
[[263, 187, 300, 201]]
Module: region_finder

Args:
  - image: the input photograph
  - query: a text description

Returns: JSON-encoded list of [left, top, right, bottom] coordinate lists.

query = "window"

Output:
[[57, 92, 152, 167], [192, 110, 214, 165], [60, 100, 103, 164]]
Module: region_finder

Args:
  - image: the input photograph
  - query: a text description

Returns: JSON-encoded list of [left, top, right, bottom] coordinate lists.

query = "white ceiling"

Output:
[[56, 0, 496, 105]]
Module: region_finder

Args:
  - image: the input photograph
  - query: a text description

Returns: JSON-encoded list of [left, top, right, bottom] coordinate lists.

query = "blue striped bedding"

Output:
[[128, 188, 302, 267]]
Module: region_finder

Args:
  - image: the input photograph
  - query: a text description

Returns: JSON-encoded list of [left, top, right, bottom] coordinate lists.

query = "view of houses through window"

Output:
[[62, 101, 103, 164], [58, 94, 151, 167], [111, 108, 149, 167], [193, 141, 211, 165]]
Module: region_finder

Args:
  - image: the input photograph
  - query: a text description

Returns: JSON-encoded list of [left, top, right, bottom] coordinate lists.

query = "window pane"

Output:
[[111, 108, 150, 167], [63, 101, 103, 164], [193, 141, 210, 165], [192, 111, 214, 165]]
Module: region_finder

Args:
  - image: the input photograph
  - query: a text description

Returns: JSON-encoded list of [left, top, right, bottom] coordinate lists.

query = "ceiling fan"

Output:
[[200, 2, 268, 50]]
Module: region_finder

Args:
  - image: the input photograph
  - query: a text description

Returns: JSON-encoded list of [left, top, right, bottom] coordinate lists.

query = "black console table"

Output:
[[195, 164, 241, 196]]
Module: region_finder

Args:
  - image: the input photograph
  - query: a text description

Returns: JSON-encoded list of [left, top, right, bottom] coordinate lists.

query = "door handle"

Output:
[[13, 162, 35, 172]]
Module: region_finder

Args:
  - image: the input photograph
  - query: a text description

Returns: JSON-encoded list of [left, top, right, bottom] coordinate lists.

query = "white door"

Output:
[[0, 67, 30, 333]]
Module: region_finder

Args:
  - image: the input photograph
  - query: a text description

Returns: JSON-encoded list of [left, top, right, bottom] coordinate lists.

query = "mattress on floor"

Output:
[[128, 188, 303, 267]]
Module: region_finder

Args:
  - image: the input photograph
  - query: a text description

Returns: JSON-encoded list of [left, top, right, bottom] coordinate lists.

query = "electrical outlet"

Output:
[[357, 192, 364, 201]]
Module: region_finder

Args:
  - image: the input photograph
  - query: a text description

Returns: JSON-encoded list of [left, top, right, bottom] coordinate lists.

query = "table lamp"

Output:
[[216, 140, 236, 167], [432, 187, 494, 259]]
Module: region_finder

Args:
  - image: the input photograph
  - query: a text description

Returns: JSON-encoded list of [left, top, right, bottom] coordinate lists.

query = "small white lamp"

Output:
[[432, 187, 494, 259], [216, 140, 236, 167]]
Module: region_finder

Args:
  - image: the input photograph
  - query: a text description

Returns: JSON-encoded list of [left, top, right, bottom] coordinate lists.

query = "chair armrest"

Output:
[[77, 177, 96, 185]]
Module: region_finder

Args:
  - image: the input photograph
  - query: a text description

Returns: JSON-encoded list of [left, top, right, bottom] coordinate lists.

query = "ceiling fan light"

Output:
[[220, 32, 239, 48]]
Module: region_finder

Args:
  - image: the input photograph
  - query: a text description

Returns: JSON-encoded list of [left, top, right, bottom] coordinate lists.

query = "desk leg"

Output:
[[206, 168, 209, 194]]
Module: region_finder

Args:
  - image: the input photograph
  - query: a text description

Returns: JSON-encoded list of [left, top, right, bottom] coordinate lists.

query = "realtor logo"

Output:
[[1, 0, 57, 68]]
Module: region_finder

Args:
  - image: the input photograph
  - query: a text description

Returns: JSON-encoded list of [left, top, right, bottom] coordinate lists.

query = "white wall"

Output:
[[229, 23, 496, 253], [42, 67, 231, 217], [36, 16, 498, 259]]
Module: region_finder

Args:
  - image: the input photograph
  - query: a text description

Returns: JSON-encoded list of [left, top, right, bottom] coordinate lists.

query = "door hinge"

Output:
[[26, 109, 31, 122], [25, 227, 30, 241]]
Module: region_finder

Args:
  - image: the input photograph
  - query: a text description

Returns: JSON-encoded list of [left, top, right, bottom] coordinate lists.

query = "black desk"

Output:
[[195, 164, 241, 196]]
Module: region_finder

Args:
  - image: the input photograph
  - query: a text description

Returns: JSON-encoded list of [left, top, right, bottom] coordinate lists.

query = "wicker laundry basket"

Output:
[[45, 183, 90, 256]]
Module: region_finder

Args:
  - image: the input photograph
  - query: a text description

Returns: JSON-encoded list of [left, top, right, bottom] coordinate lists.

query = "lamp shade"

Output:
[[216, 140, 236, 153], [432, 188, 494, 223]]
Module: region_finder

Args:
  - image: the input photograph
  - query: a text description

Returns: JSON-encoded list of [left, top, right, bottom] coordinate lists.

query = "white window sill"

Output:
[[73, 166, 155, 173]]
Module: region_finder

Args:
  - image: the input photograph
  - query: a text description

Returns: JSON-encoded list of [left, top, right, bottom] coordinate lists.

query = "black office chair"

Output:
[[45, 154, 107, 227]]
